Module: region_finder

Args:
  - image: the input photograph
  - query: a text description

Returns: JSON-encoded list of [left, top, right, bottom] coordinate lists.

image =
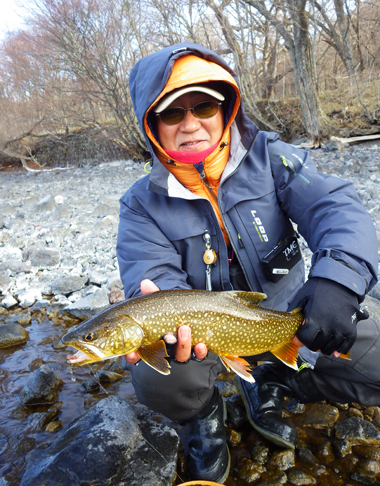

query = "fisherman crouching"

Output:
[[117, 42, 379, 483]]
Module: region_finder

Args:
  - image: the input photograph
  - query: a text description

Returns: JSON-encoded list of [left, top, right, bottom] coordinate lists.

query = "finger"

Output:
[[141, 279, 160, 294], [193, 342, 208, 359], [163, 332, 177, 358], [174, 325, 192, 362], [125, 352, 140, 364]]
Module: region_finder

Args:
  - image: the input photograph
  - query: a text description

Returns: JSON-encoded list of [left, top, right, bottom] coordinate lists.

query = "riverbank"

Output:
[[0, 143, 380, 485]]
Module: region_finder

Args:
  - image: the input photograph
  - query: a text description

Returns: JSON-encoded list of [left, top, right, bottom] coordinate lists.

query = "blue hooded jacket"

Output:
[[117, 42, 378, 310]]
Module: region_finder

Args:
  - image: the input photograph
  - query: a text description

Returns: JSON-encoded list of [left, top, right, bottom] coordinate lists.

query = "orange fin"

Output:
[[271, 341, 299, 370], [137, 340, 170, 375], [221, 355, 255, 383], [337, 352, 351, 360]]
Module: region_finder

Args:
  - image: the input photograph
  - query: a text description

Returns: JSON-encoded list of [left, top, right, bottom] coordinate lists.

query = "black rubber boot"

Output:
[[187, 387, 230, 483], [234, 364, 324, 449]]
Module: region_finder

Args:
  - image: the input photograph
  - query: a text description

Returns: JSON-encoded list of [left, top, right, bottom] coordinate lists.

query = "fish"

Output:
[[61, 289, 305, 383]]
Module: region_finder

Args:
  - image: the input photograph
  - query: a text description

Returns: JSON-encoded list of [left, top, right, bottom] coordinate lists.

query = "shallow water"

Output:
[[0, 308, 137, 483]]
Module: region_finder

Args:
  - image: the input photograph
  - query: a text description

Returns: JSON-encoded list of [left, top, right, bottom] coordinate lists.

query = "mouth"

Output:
[[179, 140, 206, 150], [67, 349, 93, 364]]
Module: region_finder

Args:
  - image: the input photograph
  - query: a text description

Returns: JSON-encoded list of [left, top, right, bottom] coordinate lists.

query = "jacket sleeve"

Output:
[[117, 186, 192, 298], [268, 138, 378, 298]]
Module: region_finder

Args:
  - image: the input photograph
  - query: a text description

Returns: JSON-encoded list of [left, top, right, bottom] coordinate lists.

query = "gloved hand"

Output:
[[289, 277, 369, 355]]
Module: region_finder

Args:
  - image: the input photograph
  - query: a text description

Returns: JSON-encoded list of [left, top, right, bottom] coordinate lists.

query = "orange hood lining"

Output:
[[144, 54, 241, 163]]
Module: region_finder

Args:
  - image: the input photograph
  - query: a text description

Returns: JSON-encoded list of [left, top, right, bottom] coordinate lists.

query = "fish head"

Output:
[[61, 312, 144, 365]]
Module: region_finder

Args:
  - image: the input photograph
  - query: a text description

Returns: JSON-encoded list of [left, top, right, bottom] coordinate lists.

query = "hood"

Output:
[[128, 42, 259, 160]]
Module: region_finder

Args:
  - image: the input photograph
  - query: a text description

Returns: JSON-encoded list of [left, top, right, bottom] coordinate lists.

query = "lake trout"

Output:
[[61, 290, 304, 382]]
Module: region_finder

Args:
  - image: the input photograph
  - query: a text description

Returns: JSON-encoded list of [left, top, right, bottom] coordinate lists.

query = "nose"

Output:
[[179, 109, 201, 132]]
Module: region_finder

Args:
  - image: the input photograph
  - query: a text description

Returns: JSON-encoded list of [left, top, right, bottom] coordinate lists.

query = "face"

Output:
[[157, 92, 224, 152]]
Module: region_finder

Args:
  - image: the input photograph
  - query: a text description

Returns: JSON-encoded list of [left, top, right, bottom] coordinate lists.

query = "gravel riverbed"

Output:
[[0, 142, 380, 486]]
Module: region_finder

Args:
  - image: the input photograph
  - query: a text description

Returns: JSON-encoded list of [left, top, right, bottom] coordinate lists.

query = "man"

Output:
[[117, 42, 379, 483]]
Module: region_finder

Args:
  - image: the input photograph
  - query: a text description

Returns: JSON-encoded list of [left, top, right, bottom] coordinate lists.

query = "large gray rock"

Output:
[[50, 275, 88, 296], [30, 249, 60, 268], [0, 323, 29, 347], [63, 286, 110, 319], [20, 396, 179, 486], [19, 364, 63, 405]]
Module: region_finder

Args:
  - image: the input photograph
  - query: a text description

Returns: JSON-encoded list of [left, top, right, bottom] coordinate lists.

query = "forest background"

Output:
[[1, 0, 380, 170]]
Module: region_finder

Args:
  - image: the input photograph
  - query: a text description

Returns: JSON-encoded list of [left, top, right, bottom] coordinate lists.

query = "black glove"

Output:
[[288, 277, 369, 355]]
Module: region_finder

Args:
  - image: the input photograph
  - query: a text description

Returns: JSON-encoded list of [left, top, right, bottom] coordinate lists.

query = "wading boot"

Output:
[[187, 387, 230, 483], [234, 363, 324, 449]]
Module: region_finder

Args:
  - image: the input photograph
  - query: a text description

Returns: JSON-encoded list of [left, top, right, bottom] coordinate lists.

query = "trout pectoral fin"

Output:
[[271, 341, 299, 370], [337, 352, 351, 360], [221, 356, 255, 383], [137, 340, 171, 375]]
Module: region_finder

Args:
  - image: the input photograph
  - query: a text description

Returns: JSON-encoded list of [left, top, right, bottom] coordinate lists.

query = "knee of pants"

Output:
[[126, 352, 225, 422]]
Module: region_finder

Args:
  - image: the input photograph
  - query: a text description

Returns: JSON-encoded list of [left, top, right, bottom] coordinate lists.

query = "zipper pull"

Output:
[[200, 170, 214, 190], [203, 231, 217, 291]]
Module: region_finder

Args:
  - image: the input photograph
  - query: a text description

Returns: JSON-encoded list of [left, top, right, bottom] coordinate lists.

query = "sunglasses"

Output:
[[156, 101, 222, 125]]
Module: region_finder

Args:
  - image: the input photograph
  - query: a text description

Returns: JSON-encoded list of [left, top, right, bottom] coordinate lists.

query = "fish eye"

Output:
[[84, 333, 95, 342]]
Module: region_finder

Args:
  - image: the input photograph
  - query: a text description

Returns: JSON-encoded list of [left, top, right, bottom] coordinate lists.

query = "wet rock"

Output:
[[300, 403, 339, 431], [335, 417, 380, 445], [19, 364, 63, 405], [334, 438, 353, 457], [94, 370, 124, 382], [45, 420, 63, 433], [215, 381, 236, 398], [0, 323, 29, 347], [351, 468, 380, 485], [237, 457, 266, 483], [287, 469, 317, 485], [316, 440, 335, 465], [365, 407, 380, 428], [226, 393, 247, 428], [17, 313, 31, 326], [297, 447, 319, 465], [16, 437, 36, 455], [227, 428, 241, 446], [30, 249, 60, 268], [355, 445, 380, 462], [63, 286, 110, 319], [267, 449, 295, 471], [25, 406, 60, 432], [259, 469, 288, 484], [82, 379, 100, 392], [286, 398, 306, 414], [251, 445, 269, 464], [20, 396, 179, 486], [50, 275, 88, 296]]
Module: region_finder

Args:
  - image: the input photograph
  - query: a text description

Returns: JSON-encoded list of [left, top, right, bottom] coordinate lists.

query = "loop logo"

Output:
[[251, 210, 268, 242]]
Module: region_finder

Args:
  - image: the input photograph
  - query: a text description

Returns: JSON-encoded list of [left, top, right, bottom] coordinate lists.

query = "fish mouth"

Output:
[[66, 342, 103, 365], [67, 349, 94, 364]]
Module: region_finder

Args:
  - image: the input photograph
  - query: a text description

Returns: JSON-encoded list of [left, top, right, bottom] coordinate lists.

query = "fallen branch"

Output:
[[331, 134, 380, 144]]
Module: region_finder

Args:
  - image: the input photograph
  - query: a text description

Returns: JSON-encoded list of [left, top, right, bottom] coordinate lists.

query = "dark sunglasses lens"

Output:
[[193, 101, 219, 119], [159, 108, 185, 125]]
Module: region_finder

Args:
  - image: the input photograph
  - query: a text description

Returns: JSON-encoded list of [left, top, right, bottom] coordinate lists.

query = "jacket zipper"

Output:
[[218, 132, 259, 291]]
